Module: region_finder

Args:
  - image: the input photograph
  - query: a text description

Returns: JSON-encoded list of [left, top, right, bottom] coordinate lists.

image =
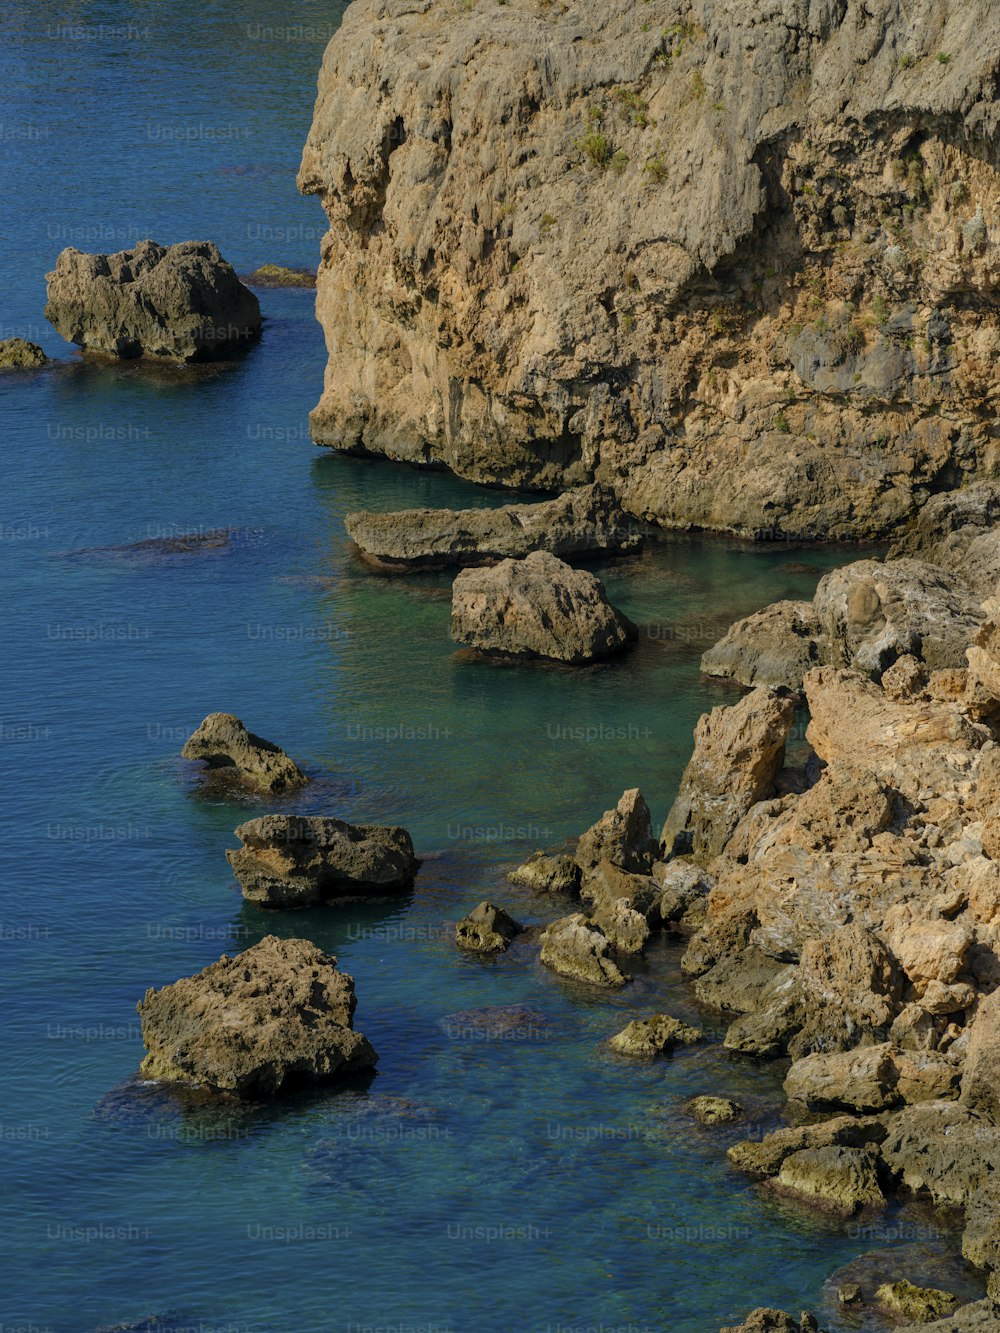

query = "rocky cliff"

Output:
[[299, 0, 1000, 538]]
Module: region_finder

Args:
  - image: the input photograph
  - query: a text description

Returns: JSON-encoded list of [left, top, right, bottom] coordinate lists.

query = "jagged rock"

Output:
[[0, 337, 47, 369], [686, 1096, 743, 1125], [728, 1116, 887, 1178], [875, 1280, 959, 1323], [608, 1014, 702, 1058], [694, 948, 793, 1015], [889, 482, 1000, 599], [878, 1101, 1000, 1207], [961, 989, 1000, 1122], [701, 600, 825, 690], [345, 484, 640, 570], [45, 240, 261, 361], [181, 713, 308, 793], [720, 1311, 825, 1333], [790, 924, 903, 1057], [450, 551, 636, 664], [226, 815, 418, 908], [575, 788, 657, 876], [136, 936, 376, 1096], [455, 901, 522, 953], [661, 687, 796, 862], [813, 559, 983, 679], [578, 860, 661, 923], [774, 1144, 885, 1215], [507, 852, 581, 895], [882, 903, 973, 990], [539, 914, 630, 988], [589, 896, 650, 954], [785, 1044, 960, 1114], [299, 2, 1000, 544], [655, 859, 713, 927]]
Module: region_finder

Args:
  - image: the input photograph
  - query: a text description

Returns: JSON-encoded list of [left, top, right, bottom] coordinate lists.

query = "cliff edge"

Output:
[[299, 0, 1000, 538]]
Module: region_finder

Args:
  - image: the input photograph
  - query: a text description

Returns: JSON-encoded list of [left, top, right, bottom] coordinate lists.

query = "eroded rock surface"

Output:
[[181, 713, 308, 793], [45, 240, 261, 360], [137, 936, 376, 1096]]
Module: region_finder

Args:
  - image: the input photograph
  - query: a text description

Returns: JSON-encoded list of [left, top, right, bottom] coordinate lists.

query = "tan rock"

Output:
[[882, 902, 972, 988], [609, 1014, 702, 1058], [775, 1145, 885, 1215], [539, 914, 630, 988], [182, 713, 308, 793]]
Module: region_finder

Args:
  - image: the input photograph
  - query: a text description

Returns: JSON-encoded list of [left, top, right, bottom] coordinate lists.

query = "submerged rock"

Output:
[[181, 713, 308, 793], [346, 484, 641, 570], [45, 239, 261, 361], [451, 551, 636, 664], [137, 935, 376, 1097], [0, 337, 47, 369], [609, 1014, 702, 1058], [227, 814, 418, 907], [454, 901, 522, 953], [686, 1095, 744, 1125], [661, 686, 796, 862], [539, 914, 630, 988]]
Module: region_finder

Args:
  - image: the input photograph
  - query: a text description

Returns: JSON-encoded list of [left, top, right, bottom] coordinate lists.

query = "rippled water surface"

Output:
[[0, 5, 968, 1331]]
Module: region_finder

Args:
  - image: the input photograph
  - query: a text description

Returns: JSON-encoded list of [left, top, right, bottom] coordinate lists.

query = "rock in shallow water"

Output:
[[539, 914, 630, 987], [0, 337, 47, 369], [454, 901, 522, 953], [450, 551, 636, 664], [346, 484, 641, 570], [609, 1014, 702, 1058], [182, 713, 308, 793], [227, 814, 418, 907], [686, 1095, 744, 1125], [773, 1144, 885, 1215], [45, 239, 261, 361], [137, 935, 376, 1097]]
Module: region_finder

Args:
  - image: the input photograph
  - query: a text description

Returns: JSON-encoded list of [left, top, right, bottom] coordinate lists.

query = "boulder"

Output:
[[686, 1096, 744, 1125], [874, 1281, 959, 1323], [575, 789, 657, 876], [181, 713, 308, 793], [578, 859, 661, 923], [450, 551, 636, 664], [791, 924, 903, 1056], [346, 484, 641, 570], [0, 337, 47, 369], [507, 852, 581, 895], [784, 1044, 960, 1114], [538, 914, 630, 988], [226, 815, 418, 908], [661, 687, 796, 862], [455, 901, 522, 953], [701, 600, 824, 690], [882, 903, 972, 990], [45, 239, 261, 361], [813, 559, 982, 679], [655, 860, 713, 928], [609, 1014, 702, 1058], [774, 1144, 885, 1214], [137, 935, 376, 1096], [728, 1116, 887, 1178], [589, 896, 650, 954], [878, 1101, 1000, 1207], [246, 264, 315, 288]]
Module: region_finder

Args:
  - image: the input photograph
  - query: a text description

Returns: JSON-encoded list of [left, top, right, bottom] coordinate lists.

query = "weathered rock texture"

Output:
[[455, 901, 522, 952], [609, 1013, 702, 1058], [0, 338, 47, 369], [451, 550, 636, 663], [300, 0, 1000, 539], [227, 815, 418, 907], [181, 713, 308, 793], [346, 484, 640, 570], [45, 240, 261, 361], [137, 935, 376, 1096], [539, 914, 631, 987]]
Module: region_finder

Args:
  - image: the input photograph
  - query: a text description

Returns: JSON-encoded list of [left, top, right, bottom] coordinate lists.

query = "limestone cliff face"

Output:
[[299, 0, 1000, 538]]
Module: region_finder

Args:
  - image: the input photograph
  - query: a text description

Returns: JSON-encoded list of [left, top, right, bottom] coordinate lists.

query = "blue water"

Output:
[[0, 5, 972, 1332]]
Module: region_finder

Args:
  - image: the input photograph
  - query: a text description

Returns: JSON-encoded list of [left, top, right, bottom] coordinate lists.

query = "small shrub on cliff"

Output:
[[610, 151, 630, 174], [963, 210, 988, 251], [773, 413, 790, 433], [936, 51, 951, 64], [644, 156, 667, 184], [691, 70, 706, 101], [579, 131, 612, 169], [872, 293, 889, 325]]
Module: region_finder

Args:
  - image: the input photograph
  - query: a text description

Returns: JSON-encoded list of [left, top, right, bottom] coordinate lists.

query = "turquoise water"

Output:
[[0, 5, 970, 1331]]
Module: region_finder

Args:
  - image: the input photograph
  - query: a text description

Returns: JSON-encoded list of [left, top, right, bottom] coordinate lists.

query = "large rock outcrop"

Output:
[[450, 550, 636, 663], [300, 0, 1000, 539], [227, 815, 418, 907], [346, 484, 640, 570], [137, 936, 376, 1097], [45, 240, 261, 361], [181, 714, 308, 793]]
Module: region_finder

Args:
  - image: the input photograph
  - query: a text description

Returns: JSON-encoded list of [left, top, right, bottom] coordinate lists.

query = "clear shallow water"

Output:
[[0, 5, 972, 1332]]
